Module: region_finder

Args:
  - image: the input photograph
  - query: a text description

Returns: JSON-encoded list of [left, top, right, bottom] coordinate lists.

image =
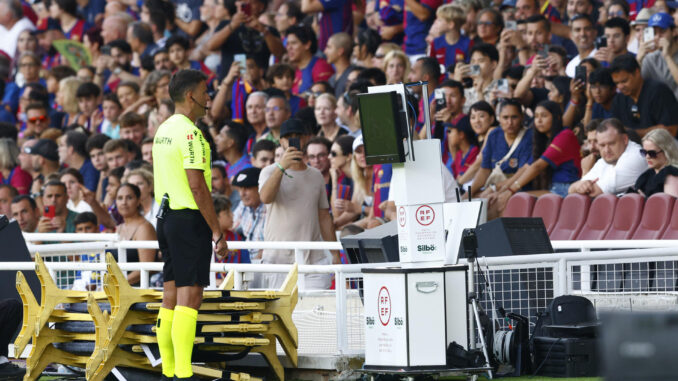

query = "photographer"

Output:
[[593, 18, 631, 65]]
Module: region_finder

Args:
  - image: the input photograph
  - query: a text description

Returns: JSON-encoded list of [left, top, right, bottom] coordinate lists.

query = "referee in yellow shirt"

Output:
[[152, 69, 228, 381]]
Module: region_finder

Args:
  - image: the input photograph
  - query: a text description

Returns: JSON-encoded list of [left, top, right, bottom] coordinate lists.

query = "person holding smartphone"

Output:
[[37, 180, 78, 233], [259, 118, 340, 289]]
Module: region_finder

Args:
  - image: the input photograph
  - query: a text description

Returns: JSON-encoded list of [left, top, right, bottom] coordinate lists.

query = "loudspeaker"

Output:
[[475, 217, 553, 257], [0, 217, 41, 302]]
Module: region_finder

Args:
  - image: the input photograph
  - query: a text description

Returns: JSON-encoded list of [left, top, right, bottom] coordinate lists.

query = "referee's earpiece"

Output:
[[191, 95, 209, 111]]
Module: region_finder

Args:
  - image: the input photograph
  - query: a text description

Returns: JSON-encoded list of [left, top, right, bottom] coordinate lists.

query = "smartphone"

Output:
[[234, 54, 247, 76], [595, 36, 607, 49], [434, 88, 446, 111], [469, 64, 481, 76], [288, 137, 302, 161], [538, 44, 550, 58], [575, 65, 587, 84], [44, 205, 55, 219], [242, 2, 251, 16], [101, 45, 111, 56], [496, 78, 509, 94], [505, 20, 517, 30], [644, 27, 655, 43]]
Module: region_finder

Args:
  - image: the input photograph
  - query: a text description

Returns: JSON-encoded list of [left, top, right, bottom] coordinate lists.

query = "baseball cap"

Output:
[[280, 118, 307, 138], [26, 139, 58, 162], [352, 135, 364, 151], [632, 8, 656, 25], [648, 12, 674, 29], [232, 167, 261, 188], [500, 0, 516, 8]]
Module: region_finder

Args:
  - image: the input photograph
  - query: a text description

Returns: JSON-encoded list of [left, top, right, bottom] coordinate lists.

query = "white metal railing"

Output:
[[15, 233, 678, 357]]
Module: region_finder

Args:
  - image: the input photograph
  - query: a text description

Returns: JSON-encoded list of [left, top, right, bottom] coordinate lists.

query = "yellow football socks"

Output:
[[156, 307, 175, 378], [172, 305, 198, 378]]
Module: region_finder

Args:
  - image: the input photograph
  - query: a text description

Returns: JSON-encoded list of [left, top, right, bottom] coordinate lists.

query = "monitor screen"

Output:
[[358, 91, 406, 165]]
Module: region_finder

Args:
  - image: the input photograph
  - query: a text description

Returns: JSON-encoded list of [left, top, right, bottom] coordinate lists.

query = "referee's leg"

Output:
[[157, 216, 176, 379]]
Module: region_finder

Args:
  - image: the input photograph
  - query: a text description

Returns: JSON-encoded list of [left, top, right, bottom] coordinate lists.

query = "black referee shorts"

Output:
[[157, 208, 212, 287]]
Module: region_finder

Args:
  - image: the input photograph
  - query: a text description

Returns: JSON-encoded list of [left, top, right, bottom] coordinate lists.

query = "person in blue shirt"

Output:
[[403, 0, 442, 56], [471, 98, 533, 197], [214, 121, 253, 182]]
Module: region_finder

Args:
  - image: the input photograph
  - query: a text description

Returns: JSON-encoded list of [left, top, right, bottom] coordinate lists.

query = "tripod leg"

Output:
[[471, 299, 493, 380]]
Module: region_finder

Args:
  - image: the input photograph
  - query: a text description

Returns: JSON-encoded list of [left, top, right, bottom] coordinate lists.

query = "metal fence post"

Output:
[[140, 270, 149, 289], [295, 248, 306, 291], [335, 270, 348, 354], [558, 257, 567, 296]]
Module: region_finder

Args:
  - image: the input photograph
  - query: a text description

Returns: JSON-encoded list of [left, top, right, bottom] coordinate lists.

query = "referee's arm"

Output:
[[186, 168, 227, 249]]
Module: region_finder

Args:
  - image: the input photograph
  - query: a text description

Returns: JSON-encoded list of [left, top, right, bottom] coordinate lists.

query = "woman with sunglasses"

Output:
[[633, 128, 678, 197], [488, 101, 581, 216]]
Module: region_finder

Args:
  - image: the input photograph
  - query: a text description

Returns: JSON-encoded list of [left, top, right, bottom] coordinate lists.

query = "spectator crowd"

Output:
[[2, 0, 678, 288]]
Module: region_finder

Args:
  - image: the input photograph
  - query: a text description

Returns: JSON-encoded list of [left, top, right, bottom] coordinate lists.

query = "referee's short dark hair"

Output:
[[169, 69, 208, 103]]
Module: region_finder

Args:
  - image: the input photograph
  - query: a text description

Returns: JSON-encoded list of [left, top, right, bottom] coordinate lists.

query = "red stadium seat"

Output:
[[632, 193, 675, 239], [503, 193, 537, 217], [576, 194, 617, 240], [531, 193, 562, 235], [550, 194, 591, 240], [661, 199, 678, 239], [604, 193, 644, 240]]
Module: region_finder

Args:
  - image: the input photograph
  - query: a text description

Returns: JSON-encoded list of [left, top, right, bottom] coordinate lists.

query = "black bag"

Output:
[[533, 295, 597, 338], [447, 342, 485, 368]]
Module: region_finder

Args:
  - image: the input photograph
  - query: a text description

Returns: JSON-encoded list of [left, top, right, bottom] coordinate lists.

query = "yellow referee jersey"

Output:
[[152, 114, 212, 210]]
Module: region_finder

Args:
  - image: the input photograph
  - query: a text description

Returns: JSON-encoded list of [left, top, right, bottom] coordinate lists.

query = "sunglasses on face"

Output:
[[28, 115, 47, 123], [640, 149, 662, 158]]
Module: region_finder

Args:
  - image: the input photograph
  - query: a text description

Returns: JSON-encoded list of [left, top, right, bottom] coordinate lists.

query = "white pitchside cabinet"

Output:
[[362, 265, 469, 369]]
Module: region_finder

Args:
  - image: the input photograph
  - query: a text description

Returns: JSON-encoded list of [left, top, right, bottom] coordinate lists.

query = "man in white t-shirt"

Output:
[[568, 118, 647, 196], [258, 118, 339, 289], [565, 14, 597, 77]]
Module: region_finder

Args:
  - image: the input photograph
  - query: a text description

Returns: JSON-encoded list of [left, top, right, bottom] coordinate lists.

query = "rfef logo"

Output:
[[398, 206, 406, 227], [378, 286, 391, 326], [415, 205, 435, 226]]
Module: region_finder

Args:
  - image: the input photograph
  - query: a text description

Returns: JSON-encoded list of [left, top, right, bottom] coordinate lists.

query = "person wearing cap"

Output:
[[152, 69, 227, 381], [565, 14, 598, 78], [610, 54, 678, 137], [627, 7, 653, 54], [231, 166, 266, 263], [639, 12, 678, 100], [259, 118, 339, 289], [27, 138, 60, 197]]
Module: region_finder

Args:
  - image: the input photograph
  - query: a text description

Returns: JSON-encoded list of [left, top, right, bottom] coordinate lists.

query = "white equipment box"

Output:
[[363, 265, 469, 369]]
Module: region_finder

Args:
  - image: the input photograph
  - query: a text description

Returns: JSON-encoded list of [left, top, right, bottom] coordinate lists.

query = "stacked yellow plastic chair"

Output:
[[15, 252, 298, 381]]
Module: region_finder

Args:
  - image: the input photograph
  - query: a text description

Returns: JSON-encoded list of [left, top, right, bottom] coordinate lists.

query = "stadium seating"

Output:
[[550, 194, 591, 240], [531, 193, 562, 235], [603, 193, 644, 240], [576, 193, 617, 240], [632, 193, 675, 239], [503, 193, 536, 217], [661, 201, 678, 239]]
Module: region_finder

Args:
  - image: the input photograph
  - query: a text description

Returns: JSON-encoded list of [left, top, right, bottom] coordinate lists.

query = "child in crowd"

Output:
[[430, 4, 473, 70], [100, 93, 122, 139], [267, 63, 306, 116], [213, 195, 250, 285], [444, 118, 480, 180], [251, 139, 277, 169], [75, 82, 103, 133]]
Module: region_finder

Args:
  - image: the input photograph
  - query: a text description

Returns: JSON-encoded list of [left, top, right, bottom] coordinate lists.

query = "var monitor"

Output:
[[357, 91, 408, 165]]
